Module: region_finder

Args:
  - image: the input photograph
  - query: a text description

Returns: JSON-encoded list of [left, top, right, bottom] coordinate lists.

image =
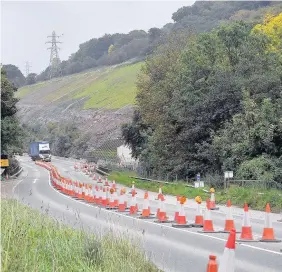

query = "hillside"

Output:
[[16, 1, 282, 161], [17, 61, 142, 158]]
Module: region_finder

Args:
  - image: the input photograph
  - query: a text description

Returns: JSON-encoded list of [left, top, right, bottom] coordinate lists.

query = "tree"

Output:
[[26, 73, 37, 85], [1, 69, 23, 154], [2, 64, 26, 88], [252, 13, 282, 52]]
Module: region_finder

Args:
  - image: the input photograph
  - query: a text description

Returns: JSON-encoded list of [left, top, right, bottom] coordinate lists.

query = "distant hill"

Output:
[[2, 64, 26, 88], [17, 1, 282, 159], [37, 1, 282, 81]]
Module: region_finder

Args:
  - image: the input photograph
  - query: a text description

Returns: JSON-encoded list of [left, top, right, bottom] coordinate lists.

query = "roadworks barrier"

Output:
[[36, 161, 281, 245]]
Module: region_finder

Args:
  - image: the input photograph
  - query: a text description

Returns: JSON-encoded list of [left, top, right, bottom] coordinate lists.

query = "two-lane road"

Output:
[[10, 156, 282, 272]]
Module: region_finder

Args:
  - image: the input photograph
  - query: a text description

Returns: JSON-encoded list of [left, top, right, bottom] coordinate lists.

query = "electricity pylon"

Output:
[[24, 61, 32, 77], [46, 31, 63, 79]]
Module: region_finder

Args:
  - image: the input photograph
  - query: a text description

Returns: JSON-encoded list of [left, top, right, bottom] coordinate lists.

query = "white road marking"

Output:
[[47, 174, 282, 256], [33, 179, 38, 184], [12, 179, 24, 194]]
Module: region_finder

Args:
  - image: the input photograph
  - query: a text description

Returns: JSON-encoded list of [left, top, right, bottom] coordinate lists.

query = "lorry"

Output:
[[29, 141, 52, 162]]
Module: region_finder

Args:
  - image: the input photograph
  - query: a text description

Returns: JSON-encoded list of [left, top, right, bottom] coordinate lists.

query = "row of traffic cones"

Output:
[[47, 161, 280, 243]]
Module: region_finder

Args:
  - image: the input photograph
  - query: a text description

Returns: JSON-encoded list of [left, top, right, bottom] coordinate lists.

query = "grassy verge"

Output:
[[1, 199, 159, 272], [109, 171, 282, 212]]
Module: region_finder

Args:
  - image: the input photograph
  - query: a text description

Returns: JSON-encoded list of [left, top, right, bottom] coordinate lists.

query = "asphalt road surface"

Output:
[[8, 155, 282, 272]]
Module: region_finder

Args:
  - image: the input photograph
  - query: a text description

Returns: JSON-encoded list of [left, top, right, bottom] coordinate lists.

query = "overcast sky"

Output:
[[1, 1, 194, 75]]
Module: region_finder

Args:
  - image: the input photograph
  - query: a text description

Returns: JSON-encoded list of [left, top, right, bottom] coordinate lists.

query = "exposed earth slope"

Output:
[[16, 61, 142, 154]]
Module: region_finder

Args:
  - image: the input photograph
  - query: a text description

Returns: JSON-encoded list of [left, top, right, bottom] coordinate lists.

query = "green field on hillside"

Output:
[[17, 62, 142, 110], [74, 62, 143, 109]]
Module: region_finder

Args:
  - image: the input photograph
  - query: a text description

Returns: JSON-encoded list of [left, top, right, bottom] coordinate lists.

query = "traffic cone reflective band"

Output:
[[129, 190, 138, 215], [201, 200, 215, 232], [210, 188, 219, 210], [174, 196, 180, 222], [207, 255, 218, 272], [218, 229, 236, 272], [193, 196, 203, 227], [141, 192, 151, 217], [260, 203, 281, 242], [238, 203, 254, 241], [222, 200, 235, 232], [118, 189, 127, 212]]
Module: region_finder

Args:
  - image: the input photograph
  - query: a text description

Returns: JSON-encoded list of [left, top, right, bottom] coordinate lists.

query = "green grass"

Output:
[[1, 199, 159, 272], [17, 62, 143, 110], [74, 62, 143, 109], [109, 171, 282, 212], [16, 82, 48, 98]]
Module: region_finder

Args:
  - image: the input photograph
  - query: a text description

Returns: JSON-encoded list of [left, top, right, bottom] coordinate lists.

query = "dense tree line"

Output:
[[1, 68, 23, 155], [2, 64, 26, 88], [122, 13, 282, 183], [36, 1, 282, 82]]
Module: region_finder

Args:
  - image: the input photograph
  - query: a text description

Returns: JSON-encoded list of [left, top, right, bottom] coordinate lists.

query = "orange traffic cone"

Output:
[[174, 196, 181, 222], [113, 189, 119, 207], [238, 203, 256, 241], [92, 174, 96, 180], [192, 197, 204, 228], [118, 189, 128, 212], [93, 185, 98, 204], [140, 191, 154, 218], [260, 203, 281, 242], [172, 197, 192, 228], [105, 178, 110, 187], [97, 176, 102, 183], [98, 186, 103, 205], [101, 188, 107, 207], [199, 200, 217, 233], [129, 190, 138, 215], [155, 195, 171, 223], [221, 200, 237, 233], [88, 185, 95, 203], [107, 188, 117, 209], [112, 180, 116, 189], [218, 229, 236, 272], [78, 183, 83, 199], [156, 184, 163, 200], [207, 255, 218, 272], [210, 188, 219, 210]]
